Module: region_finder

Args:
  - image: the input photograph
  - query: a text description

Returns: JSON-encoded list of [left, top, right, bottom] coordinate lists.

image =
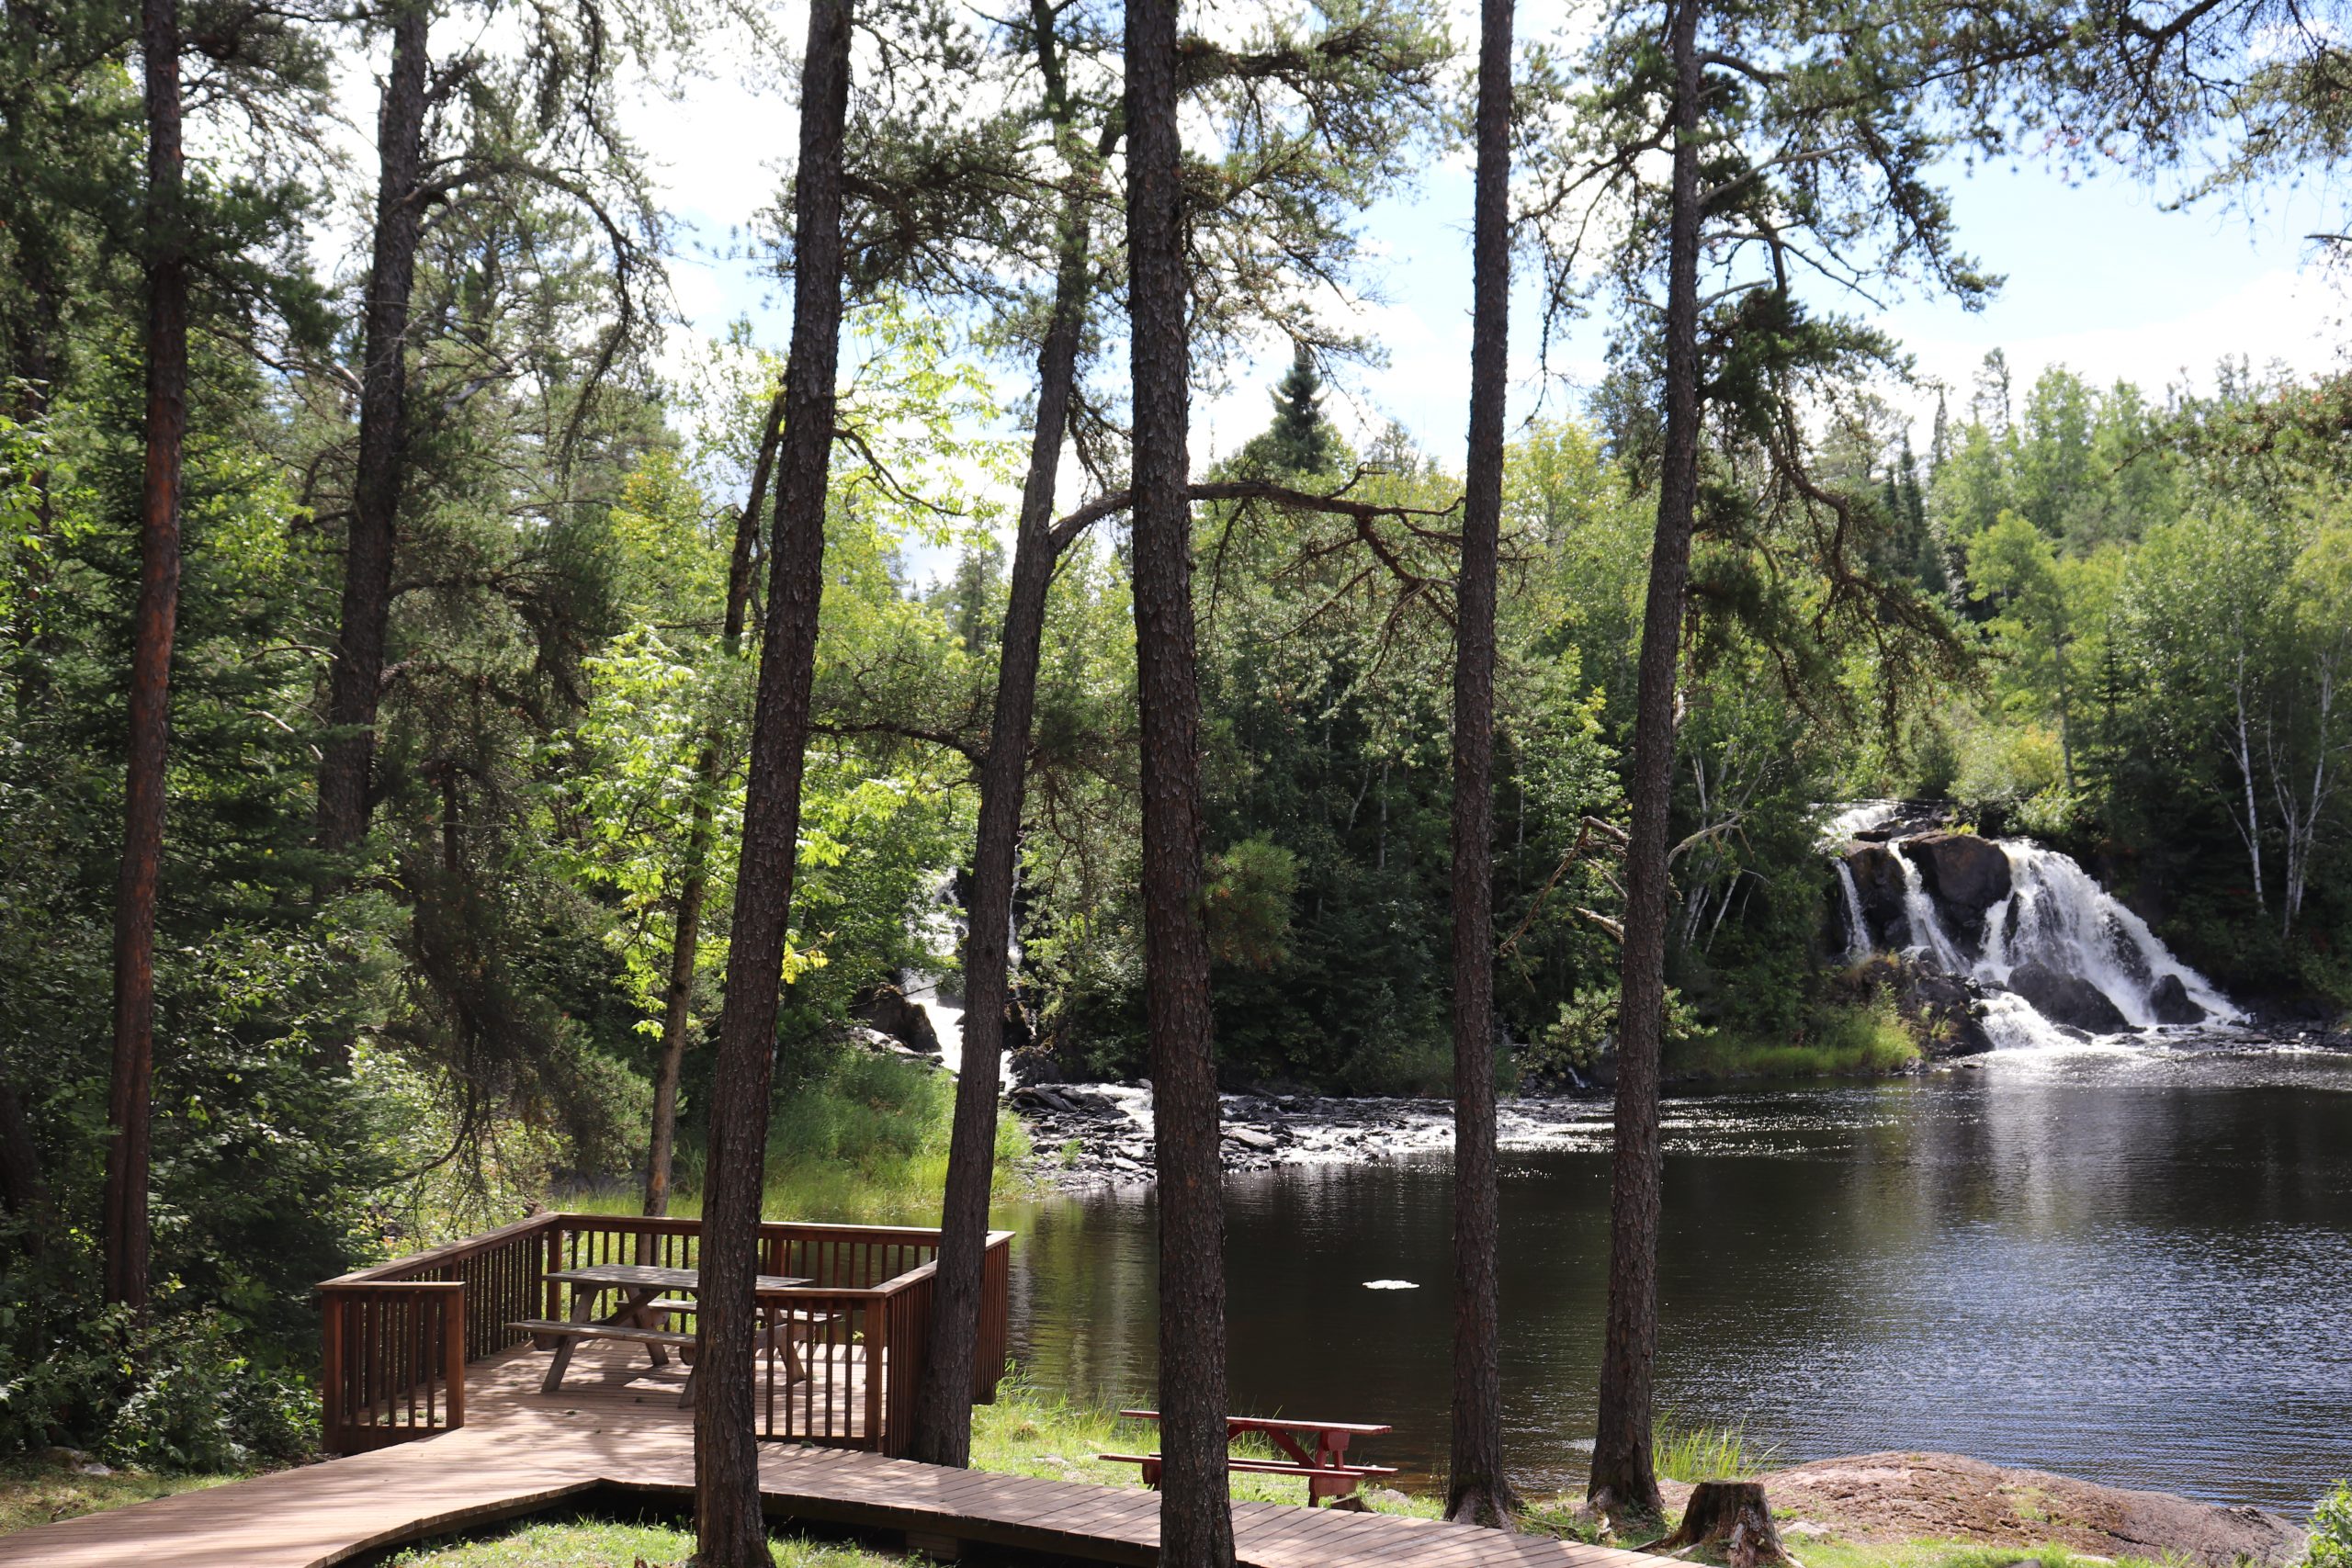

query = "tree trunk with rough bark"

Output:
[[316, 0, 429, 853], [645, 391, 782, 1220], [1127, 3, 1233, 1563], [103, 0, 187, 1316], [1589, 0, 1703, 1527], [1651, 1481, 1797, 1568], [908, 170, 1093, 1463], [691, 0, 850, 1560], [1447, 0, 1515, 1529]]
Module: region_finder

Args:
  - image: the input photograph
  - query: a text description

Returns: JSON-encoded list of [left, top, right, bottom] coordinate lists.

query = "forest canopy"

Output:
[[2, 0, 2349, 1475]]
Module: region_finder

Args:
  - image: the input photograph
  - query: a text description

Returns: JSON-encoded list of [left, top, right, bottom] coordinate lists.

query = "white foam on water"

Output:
[[1817, 798, 1902, 847], [1834, 820, 2241, 1051]]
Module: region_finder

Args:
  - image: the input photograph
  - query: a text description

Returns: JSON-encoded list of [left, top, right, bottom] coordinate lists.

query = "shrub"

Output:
[[0, 1292, 315, 1472], [2308, 1481, 2352, 1568]]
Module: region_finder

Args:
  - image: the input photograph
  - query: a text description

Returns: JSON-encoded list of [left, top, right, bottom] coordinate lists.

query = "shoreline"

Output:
[[1011, 1029, 2344, 1191]]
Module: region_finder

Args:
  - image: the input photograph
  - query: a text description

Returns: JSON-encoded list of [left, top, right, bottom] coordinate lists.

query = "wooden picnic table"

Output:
[[508, 1262, 811, 1404], [1105, 1408, 1397, 1506]]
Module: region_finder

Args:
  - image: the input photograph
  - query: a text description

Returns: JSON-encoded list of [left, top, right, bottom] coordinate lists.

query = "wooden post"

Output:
[[865, 1296, 888, 1452], [320, 1290, 345, 1452], [443, 1282, 468, 1429]]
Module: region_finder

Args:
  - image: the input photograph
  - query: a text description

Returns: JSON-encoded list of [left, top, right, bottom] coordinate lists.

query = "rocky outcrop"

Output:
[[1908, 831, 2013, 914], [2148, 973, 2206, 1026], [852, 985, 941, 1057], [1659, 1451, 2305, 1568], [1842, 843, 1911, 940], [2007, 959, 2130, 1034]]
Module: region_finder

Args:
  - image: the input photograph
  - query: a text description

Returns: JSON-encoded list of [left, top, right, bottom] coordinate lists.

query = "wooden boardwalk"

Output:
[[0, 1340, 1642, 1568]]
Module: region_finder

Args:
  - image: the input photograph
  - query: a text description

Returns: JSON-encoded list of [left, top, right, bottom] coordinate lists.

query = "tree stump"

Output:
[[1648, 1480, 1800, 1568]]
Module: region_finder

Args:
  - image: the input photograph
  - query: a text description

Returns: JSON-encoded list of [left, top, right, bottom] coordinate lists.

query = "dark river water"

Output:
[[1000, 1044, 2352, 1513]]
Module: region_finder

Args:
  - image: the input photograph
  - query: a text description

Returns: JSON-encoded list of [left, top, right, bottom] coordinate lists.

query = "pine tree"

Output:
[[1245, 344, 1341, 475]]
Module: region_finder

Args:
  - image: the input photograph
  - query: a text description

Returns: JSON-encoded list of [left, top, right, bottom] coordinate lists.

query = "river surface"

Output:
[[1001, 1042, 2352, 1513]]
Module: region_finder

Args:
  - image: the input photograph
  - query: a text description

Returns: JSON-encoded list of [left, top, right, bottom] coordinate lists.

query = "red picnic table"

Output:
[[1102, 1408, 1398, 1506]]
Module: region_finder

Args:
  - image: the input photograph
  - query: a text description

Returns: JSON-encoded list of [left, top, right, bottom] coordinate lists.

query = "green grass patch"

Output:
[[1671, 997, 1923, 1081], [0, 1456, 242, 1535], [575, 1043, 1031, 1227], [386, 1517, 895, 1566], [968, 1367, 1442, 1517], [1797, 1540, 2174, 1568], [1654, 1417, 1778, 1483]]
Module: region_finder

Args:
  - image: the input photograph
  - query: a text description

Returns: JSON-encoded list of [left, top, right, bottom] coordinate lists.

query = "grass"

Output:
[[1799, 1540, 2175, 1568], [573, 1043, 1031, 1227], [1670, 998, 1924, 1082], [966, 1367, 1442, 1517], [385, 1517, 896, 1566], [1654, 1418, 1779, 1483], [0, 1455, 241, 1534]]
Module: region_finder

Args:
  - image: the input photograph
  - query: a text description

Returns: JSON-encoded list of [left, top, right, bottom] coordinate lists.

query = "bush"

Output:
[[0, 1292, 315, 1472], [2308, 1481, 2352, 1568]]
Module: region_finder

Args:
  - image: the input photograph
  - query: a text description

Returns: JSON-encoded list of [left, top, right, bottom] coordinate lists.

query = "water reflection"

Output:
[[1001, 1048, 2352, 1511]]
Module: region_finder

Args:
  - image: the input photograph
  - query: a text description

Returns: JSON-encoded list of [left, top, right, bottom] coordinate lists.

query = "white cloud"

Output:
[[1904, 265, 2352, 410]]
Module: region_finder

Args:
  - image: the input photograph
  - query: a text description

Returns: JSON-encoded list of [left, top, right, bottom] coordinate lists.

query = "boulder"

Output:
[[853, 985, 941, 1056], [2147, 973, 2206, 1026], [2007, 960, 2130, 1034], [1842, 843, 1911, 935], [1900, 966, 1996, 1057], [1908, 831, 2013, 914]]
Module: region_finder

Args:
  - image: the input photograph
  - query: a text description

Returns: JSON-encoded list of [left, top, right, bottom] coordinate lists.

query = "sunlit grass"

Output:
[[571, 1044, 1030, 1227], [1672, 998, 1923, 1081], [969, 1366, 1442, 1517], [0, 1457, 240, 1536], [385, 1517, 895, 1566], [1654, 1416, 1778, 1483]]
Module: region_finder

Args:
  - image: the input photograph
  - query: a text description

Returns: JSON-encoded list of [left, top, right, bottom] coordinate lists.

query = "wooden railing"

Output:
[[318, 1212, 1013, 1457]]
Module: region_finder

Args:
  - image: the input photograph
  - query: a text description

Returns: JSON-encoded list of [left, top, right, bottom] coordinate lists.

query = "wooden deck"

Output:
[[0, 1338, 1645, 1568]]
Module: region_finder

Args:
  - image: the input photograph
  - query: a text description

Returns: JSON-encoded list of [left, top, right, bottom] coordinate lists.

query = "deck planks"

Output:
[[0, 1339, 1657, 1568]]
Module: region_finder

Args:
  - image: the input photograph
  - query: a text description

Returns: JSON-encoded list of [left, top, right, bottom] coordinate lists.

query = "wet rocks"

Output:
[[2007, 960, 2131, 1034], [1842, 843, 1911, 939], [2148, 973, 2206, 1026], [853, 985, 940, 1057], [1907, 831, 2013, 915]]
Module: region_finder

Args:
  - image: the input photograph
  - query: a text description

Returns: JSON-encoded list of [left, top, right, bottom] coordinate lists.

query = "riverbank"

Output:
[[6, 1420, 2316, 1568]]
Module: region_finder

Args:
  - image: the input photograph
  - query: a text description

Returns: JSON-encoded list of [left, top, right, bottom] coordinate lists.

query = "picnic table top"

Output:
[[1117, 1408, 1392, 1436], [545, 1262, 811, 1292]]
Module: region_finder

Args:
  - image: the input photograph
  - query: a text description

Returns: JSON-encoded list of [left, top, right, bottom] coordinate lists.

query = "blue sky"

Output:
[[641, 54, 2347, 478], [522, 4, 2352, 582]]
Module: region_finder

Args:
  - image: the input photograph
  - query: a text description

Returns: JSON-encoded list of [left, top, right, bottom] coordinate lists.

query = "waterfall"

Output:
[[1991, 842, 2238, 1027], [1834, 861, 1871, 963], [1836, 825, 2240, 1044], [1892, 844, 1966, 974]]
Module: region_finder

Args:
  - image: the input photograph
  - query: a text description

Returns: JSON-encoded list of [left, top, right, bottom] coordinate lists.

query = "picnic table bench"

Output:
[[1101, 1408, 1397, 1506], [506, 1262, 820, 1405]]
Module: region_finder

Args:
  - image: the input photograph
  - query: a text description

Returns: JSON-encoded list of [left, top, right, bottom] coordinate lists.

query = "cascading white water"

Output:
[[1892, 844, 1967, 974], [1834, 861, 1871, 963], [1990, 843, 2238, 1026], [1842, 829, 2241, 1045]]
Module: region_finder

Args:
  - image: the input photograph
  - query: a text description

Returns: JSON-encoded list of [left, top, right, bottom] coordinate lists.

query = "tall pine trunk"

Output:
[[102, 0, 187, 1314], [644, 391, 783, 1219], [1127, 4, 1233, 1563], [1446, 0, 1515, 1528], [908, 175, 1092, 1462], [1588, 0, 1702, 1524], [316, 0, 429, 852], [691, 0, 850, 1559]]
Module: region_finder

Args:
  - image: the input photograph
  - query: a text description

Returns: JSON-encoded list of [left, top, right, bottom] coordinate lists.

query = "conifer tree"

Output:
[[1522, 0, 1995, 1521], [692, 0, 851, 1558]]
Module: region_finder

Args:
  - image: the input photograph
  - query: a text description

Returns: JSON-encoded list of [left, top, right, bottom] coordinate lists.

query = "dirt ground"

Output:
[[1660, 1452, 2308, 1568]]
